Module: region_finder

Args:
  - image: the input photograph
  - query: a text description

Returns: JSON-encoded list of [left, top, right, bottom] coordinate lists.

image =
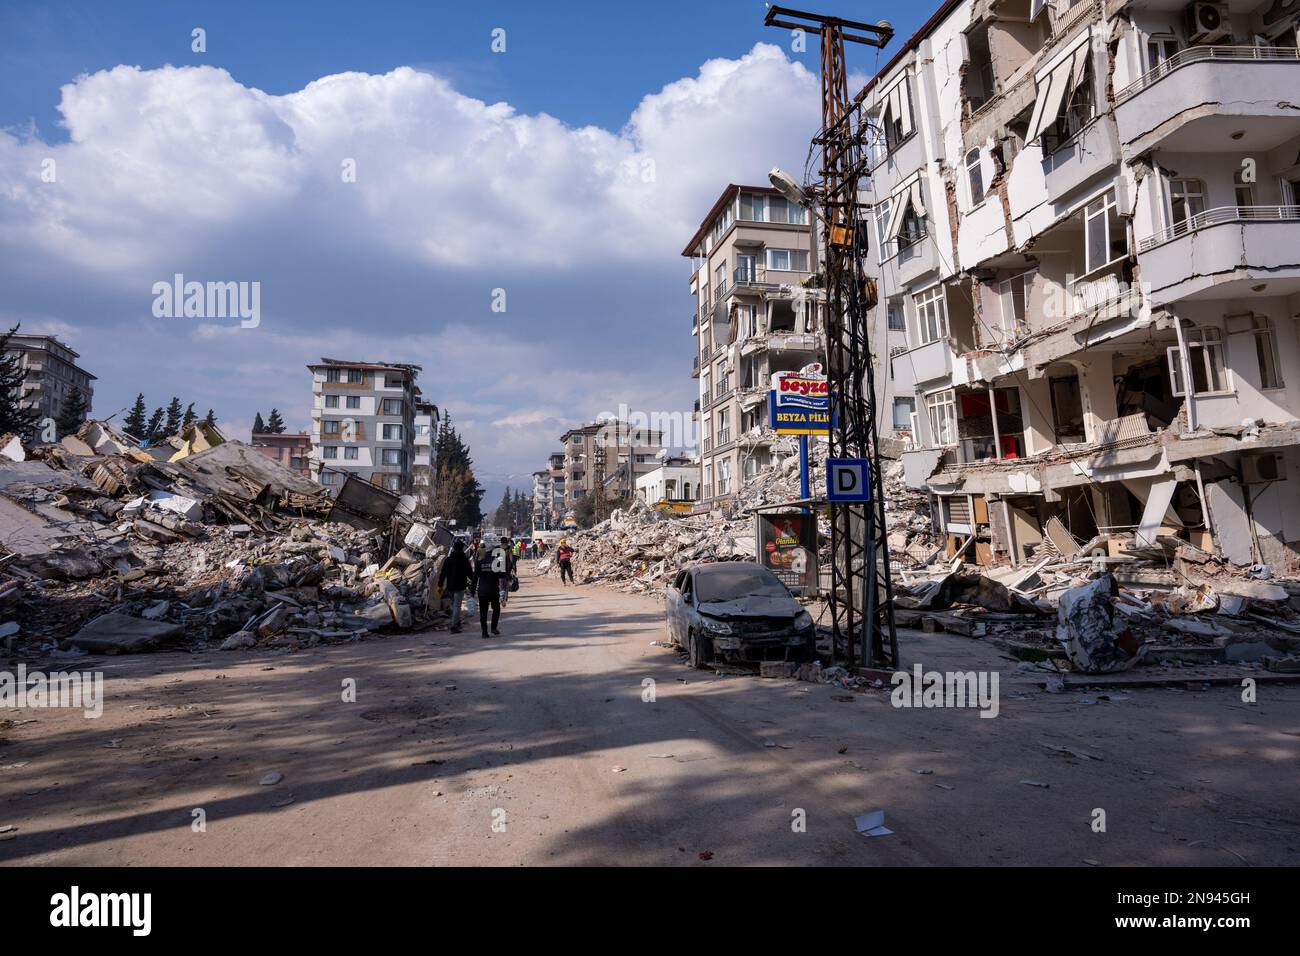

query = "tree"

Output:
[[163, 397, 183, 437], [0, 325, 40, 440], [252, 411, 266, 435], [265, 408, 286, 434], [55, 386, 88, 438], [203, 408, 217, 426], [182, 403, 197, 428], [144, 407, 165, 442], [492, 487, 514, 529], [124, 393, 148, 437], [429, 415, 484, 527]]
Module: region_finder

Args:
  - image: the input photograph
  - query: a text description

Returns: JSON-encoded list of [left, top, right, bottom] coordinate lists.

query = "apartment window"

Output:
[[344, 446, 359, 460], [381, 448, 404, 467], [914, 286, 948, 345], [966, 149, 985, 205], [998, 272, 1033, 332], [1227, 313, 1283, 389], [326, 368, 341, 383], [893, 397, 916, 429], [382, 475, 402, 491], [382, 399, 402, 415], [325, 395, 340, 408], [1168, 178, 1205, 237], [717, 458, 732, 495], [1233, 169, 1256, 209], [897, 204, 924, 254], [1168, 327, 1230, 396], [321, 471, 341, 485], [881, 75, 915, 152], [1146, 35, 1179, 72], [1043, 57, 1094, 153], [716, 408, 731, 445], [925, 389, 957, 446], [765, 248, 809, 271], [736, 254, 756, 285], [322, 446, 338, 459], [873, 198, 893, 263], [382, 423, 403, 441], [1084, 190, 1126, 275], [322, 420, 341, 435], [338, 395, 355, 410], [886, 301, 906, 331], [346, 369, 364, 384]]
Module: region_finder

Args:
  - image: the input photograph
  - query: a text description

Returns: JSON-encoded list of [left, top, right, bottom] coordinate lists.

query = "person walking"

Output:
[[437, 539, 473, 634], [557, 538, 576, 586], [497, 537, 517, 607], [471, 544, 505, 637]]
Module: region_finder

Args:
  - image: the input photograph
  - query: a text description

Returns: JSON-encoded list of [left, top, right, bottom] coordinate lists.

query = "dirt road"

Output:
[[2, 567, 1298, 865]]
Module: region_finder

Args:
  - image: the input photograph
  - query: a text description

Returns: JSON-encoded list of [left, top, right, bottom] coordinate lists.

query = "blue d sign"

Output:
[[826, 458, 871, 502]]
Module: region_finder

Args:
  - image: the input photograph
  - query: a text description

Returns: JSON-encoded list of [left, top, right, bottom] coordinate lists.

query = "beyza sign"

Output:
[[769, 363, 832, 435]]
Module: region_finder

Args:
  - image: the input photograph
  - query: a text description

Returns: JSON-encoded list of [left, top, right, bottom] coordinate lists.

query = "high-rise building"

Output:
[[3, 333, 95, 424]]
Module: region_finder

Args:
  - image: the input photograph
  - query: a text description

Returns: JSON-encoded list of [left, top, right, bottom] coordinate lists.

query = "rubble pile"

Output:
[[552, 444, 936, 593], [1, 421, 454, 656]]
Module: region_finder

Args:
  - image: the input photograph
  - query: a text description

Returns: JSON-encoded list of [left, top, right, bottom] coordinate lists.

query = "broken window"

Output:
[[926, 389, 957, 446], [997, 271, 1033, 332], [873, 198, 893, 264], [892, 397, 916, 429], [1168, 327, 1230, 396], [1168, 178, 1205, 236], [1083, 190, 1126, 275], [914, 285, 948, 345], [1048, 372, 1086, 444], [1025, 36, 1091, 148], [880, 73, 915, 152], [883, 176, 927, 257], [1227, 313, 1283, 389], [966, 148, 985, 205]]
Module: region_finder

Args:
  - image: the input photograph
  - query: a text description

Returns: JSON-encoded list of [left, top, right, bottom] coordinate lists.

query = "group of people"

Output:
[[436, 536, 520, 638], [434, 533, 581, 638]]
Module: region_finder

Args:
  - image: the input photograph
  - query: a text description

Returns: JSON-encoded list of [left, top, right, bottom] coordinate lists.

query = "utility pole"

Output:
[[764, 6, 899, 668]]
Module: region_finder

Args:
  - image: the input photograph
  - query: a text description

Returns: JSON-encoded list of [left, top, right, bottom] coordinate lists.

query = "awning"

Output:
[[883, 175, 927, 241], [1025, 35, 1092, 143], [880, 72, 914, 138]]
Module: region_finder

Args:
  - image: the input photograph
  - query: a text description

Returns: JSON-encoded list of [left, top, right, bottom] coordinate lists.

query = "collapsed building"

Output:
[[858, 0, 1300, 576], [0, 420, 455, 656]]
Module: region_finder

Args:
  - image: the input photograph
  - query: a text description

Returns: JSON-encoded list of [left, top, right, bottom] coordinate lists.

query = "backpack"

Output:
[[491, 547, 508, 574]]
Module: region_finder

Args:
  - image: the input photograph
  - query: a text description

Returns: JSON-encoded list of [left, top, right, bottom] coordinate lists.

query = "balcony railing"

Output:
[[1115, 45, 1300, 105], [1137, 204, 1300, 252]]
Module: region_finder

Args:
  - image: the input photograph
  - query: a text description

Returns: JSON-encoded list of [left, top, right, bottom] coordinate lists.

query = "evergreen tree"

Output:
[[124, 393, 148, 437], [0, 325, 40, 440], [144, 407, 165, 442], [55, 386, 88, 438], [203, 408, 217, 426], [252, 411, 266, 435], [163, 397, 183, 436], [429, 414, 484, 527], [265, 408, 286, 434], [182, 403, 197, 428]]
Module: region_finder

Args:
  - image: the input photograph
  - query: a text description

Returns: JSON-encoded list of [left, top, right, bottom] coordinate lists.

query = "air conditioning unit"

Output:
[[1241, 453, 1283, 485], [1186, 2, 1231, 45]]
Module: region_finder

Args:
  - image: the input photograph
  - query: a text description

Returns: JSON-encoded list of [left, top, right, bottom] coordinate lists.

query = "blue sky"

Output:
[[0, 0, 925, 502]]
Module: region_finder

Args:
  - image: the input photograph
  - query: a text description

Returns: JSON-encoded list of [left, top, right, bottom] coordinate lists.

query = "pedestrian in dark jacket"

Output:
[[498, 537, 517, 607], [471, 544, 507, 637], [437, 540, 473, 633]]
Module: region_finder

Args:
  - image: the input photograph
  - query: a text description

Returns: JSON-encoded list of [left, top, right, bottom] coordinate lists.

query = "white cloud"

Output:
[[0, 43, 821, 478]]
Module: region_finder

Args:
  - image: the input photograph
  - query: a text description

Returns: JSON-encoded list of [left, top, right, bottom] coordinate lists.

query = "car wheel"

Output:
[[688, 630, 713, 670]]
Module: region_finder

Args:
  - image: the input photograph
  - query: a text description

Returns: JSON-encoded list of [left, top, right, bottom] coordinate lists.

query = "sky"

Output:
[[0, 0, 927, 505]]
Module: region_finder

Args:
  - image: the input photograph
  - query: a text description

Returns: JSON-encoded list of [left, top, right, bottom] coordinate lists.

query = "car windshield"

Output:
[[695, 564, 789, 603]]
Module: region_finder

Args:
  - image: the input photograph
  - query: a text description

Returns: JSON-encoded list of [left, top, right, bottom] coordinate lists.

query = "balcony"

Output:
[[1041, 116, 1119, 204], [891, 336, 958, 394], [1136, 204, 1300, 305], [877, 234, 938, 290], [1114, 46, 1300, 158], [691, 354, 699, 379]]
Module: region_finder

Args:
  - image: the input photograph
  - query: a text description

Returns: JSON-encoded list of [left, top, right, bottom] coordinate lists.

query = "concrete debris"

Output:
[[1056, 575, 1146, 674], [1, 421, 459, 656]]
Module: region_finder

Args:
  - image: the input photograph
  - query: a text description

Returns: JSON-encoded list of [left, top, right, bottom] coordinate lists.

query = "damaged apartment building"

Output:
[[685, 185, 848, 505], [860, 0, 1300, 574]]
